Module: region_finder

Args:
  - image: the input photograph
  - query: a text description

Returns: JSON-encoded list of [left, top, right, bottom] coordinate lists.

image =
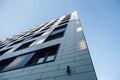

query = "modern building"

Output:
[[0, 12, 97, 80]]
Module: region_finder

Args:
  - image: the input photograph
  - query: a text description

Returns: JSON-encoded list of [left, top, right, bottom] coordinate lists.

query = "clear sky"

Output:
[[0, 0, 120, 80]]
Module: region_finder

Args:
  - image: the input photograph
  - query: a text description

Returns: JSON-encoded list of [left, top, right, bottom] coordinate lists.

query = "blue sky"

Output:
[[0, 0, 120, 80]]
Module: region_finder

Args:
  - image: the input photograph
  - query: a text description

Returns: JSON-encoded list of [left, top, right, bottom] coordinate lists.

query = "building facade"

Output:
[[0, 12, 97, 80]]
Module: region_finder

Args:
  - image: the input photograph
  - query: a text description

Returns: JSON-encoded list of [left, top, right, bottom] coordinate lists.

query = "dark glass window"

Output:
[[59, 20, 69, 25], [44, 24, 67, 42], [8, 40, 24, 47], [14, 40, 35, 51], [45, 32, 65, 42], [51, 24, 67, 35], [0, 57, 15, 72], [58, 14, 71, 25], [2, 53, 35, 71], [26, 51, 45, 65], [26, 44, 60, 65], [0, 46, 5, 50], [0, 48, 11, 56], [63, 14, 71, 20], [62, 18, 70, 22], [53, 24, 67, 31], [51, 28, 66, 36], [0, 44, 60, 72], [40, 19, 59, 32]]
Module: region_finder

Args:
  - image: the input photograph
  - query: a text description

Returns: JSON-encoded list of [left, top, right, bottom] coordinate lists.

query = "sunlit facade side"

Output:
[[0, 12, 97, 80]]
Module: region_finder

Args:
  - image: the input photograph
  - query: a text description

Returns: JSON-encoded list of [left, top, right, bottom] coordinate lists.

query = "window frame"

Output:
[[0, 44, 60, 72], [2, 52, 35, 71], [0, 48, 12, 56], [14, 40, 35, 52], [44, 24, 67, 42]]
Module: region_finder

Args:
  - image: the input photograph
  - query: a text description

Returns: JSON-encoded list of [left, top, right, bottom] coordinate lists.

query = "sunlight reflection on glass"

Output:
[[4, 49, 14, 55], [76, 27, 82, 32], [29, 41, 36, 46], [79, 40, 87, 50], [42, 32, 49, 36], [8, 56, 24, 67], [36, 39, 45, 44]]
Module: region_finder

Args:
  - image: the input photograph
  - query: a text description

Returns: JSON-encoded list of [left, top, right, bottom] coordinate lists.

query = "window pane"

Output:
[[37, 57, 45, 63], [27, 44, 60, 65], [51, 28, 66, 36], [0, 48, 11, 56], [44, 32, 65, 42], [0, 57, 15, 71], [46, 55, 55, 62], [14, 40, 35, 51], [0, 46, 4, 50], [3, 52, 35, 71], [8, 40, 23, 46]]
